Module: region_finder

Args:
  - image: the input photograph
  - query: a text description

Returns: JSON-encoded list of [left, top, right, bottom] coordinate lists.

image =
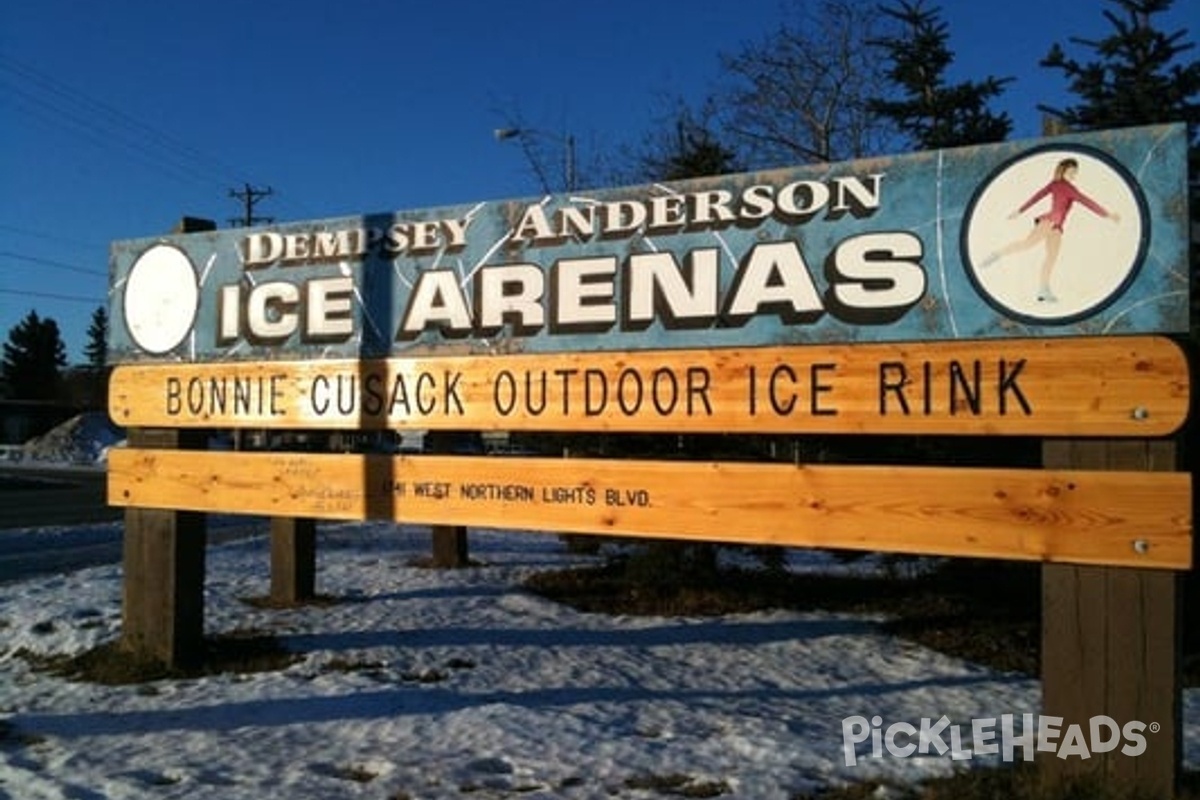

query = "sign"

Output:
[[107, 125, 1190, 364], [107, 449, 1192, 569], [103, 124, 1192, 790], [108, 335, 1188, 436], [104, 125, 1194, 571]]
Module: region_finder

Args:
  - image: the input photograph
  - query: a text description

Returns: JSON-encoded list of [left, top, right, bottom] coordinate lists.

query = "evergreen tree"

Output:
[[80, 306, 111, 410], [870, 0, 1013, 149], [619, 100, 739, 185], [1039, 0, 1199, 138], [1041, 0, 1198, 330], [0, 310, 68, 401], [83, 306, 108, 370], [869, 1, 1031, 503], [657, 119, 740, 181]]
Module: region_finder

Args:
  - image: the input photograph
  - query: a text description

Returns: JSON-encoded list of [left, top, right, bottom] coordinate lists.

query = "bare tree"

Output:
[[716, 0, 897, 167]]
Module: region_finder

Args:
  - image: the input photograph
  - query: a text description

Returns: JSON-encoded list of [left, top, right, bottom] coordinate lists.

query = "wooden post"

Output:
[[1041, 439, 1182, 797], [424, 430, 473, 568], [270, 517, 317, 604], [266, 433, 319, 605], [119, 216, 215, 669], [431, 524, 469, 568], [121, 428, 208, 667]]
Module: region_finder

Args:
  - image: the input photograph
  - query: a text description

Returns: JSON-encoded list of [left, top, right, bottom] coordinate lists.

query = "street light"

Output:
[[494, 127, 576, 193]]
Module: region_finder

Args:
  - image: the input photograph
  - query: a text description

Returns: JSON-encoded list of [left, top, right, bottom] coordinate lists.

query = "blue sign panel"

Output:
[[108, 124, 1189, 364]]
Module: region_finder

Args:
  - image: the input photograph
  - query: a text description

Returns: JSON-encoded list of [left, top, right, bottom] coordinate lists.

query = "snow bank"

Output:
[[18, 412, 125, 466]]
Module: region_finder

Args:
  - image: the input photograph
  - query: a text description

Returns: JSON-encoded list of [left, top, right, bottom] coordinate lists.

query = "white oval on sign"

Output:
[[123, 244, 199, 354]]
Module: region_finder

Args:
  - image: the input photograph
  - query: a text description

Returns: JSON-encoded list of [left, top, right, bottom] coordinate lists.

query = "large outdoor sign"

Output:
[[108, 124, 1189, 365], [106, 125, 1192, 571], [104, 123, 1193, 790]]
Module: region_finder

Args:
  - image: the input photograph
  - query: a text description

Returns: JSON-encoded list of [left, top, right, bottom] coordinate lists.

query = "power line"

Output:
[[0, 251, 107, 278], [0, 52, 286, 212], [265, 186, 320, 223], [0, 53, 252, 189], [0, 52, 318, 227], [0, 287, 101, 305], [0, 223, 104, 251], [0, 83, 229, 192]]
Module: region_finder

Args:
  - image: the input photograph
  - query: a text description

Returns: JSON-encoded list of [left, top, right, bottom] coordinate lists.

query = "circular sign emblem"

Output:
[[961, 144, 1148, 325], [123, 244, 200, 354]]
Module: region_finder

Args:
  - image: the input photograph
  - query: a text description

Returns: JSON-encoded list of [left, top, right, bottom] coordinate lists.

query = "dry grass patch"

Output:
[[623, 772, 731, 797], [525, 559, 1043, 677], [240, 593, 340, 610], [17, 629, 299, 684]]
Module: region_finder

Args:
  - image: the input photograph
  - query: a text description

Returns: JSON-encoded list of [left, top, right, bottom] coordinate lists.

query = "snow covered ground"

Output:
[[0, 520, 1192, 799], [0, 415, 1195, 798], [0, 524, 1008, 799]]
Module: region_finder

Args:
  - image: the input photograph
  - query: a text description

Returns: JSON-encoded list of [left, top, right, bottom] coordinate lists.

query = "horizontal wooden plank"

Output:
[[108, 449, 1192, 569], [108, 336, 1188, 436]]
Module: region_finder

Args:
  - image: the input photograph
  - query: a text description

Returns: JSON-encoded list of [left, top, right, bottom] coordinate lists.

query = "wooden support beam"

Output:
[[270, 517, 316, 604], [120, 428, 208, 668], [109, 449, 1191, 569], [423, 430, 476, 568], [430, 524, 469, 569], [119, 216, 215, 670], [1041, 439, 1182, 797]]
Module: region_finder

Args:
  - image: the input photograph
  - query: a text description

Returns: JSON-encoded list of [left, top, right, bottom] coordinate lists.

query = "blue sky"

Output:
[[0, 0, 1193, 362]]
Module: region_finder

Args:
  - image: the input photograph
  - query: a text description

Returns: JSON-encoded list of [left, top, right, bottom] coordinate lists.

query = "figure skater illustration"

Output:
[[979, 158, 1120, 302]]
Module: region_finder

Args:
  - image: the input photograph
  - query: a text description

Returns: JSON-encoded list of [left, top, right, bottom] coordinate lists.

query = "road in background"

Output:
[[0, 465, 118, 530], [0, 466, 268, 583]]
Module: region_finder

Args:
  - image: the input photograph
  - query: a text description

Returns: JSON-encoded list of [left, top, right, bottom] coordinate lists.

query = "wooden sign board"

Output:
[[107, 449, 1191, 569], [108, 335, 1187, 437]]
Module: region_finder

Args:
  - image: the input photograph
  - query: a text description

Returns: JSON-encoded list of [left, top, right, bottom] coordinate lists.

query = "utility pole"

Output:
[[228, 183, 274, 228], [226, 184, 271, 454]]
